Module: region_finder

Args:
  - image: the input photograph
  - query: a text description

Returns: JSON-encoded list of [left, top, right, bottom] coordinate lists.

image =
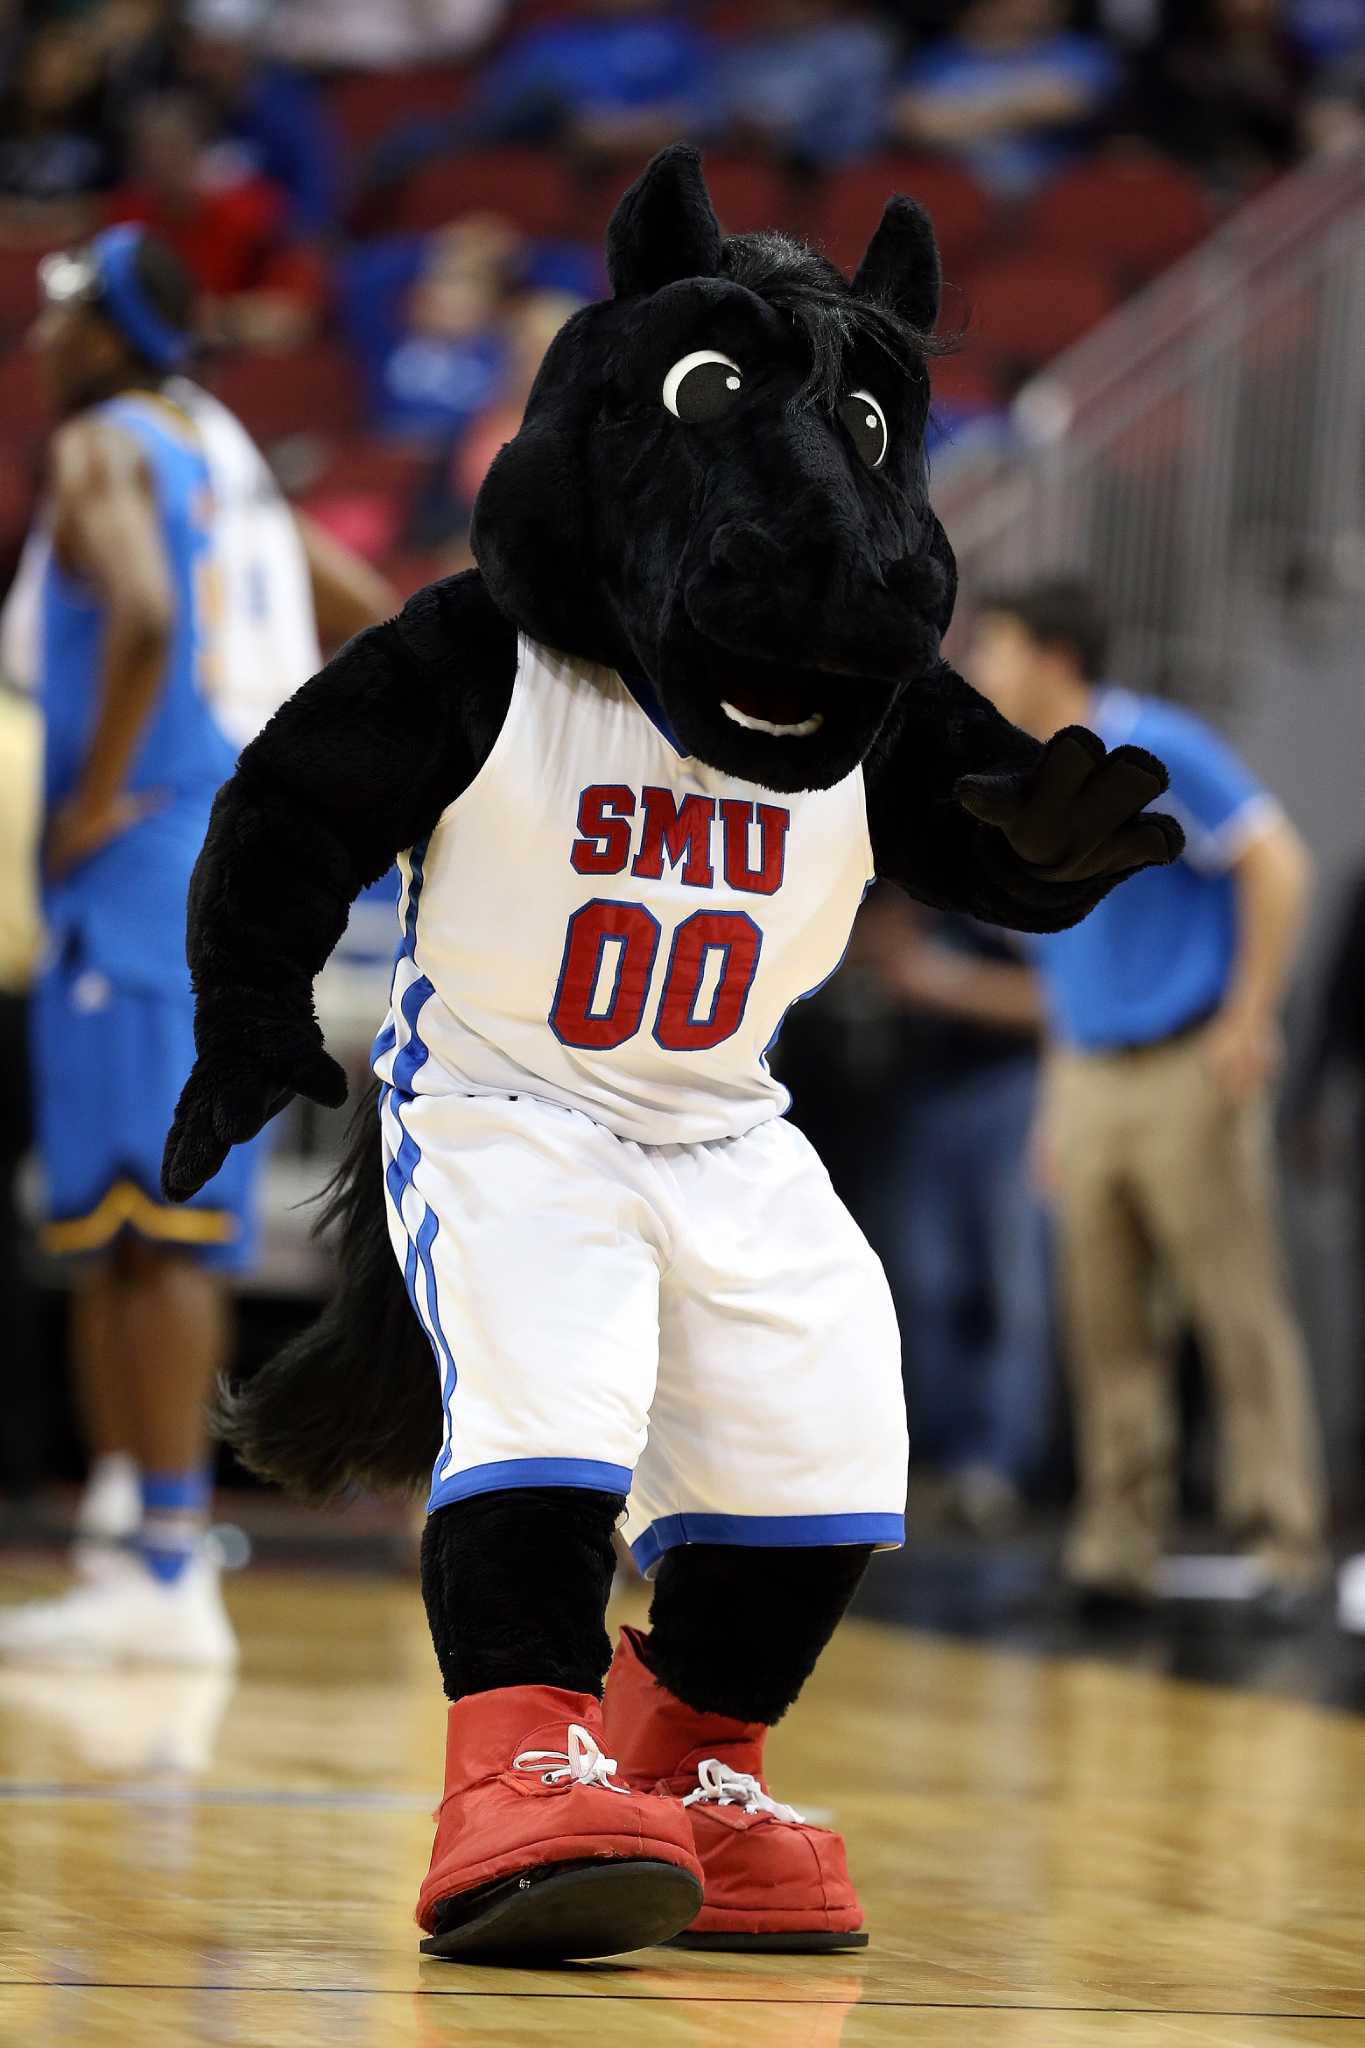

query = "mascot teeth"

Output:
[[721, 701, 824, 738]]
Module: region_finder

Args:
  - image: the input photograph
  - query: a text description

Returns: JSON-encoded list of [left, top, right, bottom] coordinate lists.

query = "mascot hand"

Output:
[[955, 726, 1184, 884], [162, 1027, 348, 1202]]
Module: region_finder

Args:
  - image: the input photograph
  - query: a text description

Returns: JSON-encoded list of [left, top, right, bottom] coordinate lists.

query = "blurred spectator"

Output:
[[179, 0, 339, 234], [341, 218, 513, 442], [416, 285, 583, 555], [473, 0, 712, 160], [1284, 0, 1365, 67], [858, 893, 1053, 1531], [971, 577, 1327, 1613], [712, 2, 894, 168], [0, 22, 110, 245], [267, 0, 507, 73], [890, 0, 1121, 197], [109, 92, 326, 350], [1294, 865, 1365, 1283], [0, 657, 42, 1505], [1302, 31, 1365, 153], [1148, 0, 1307, 184]]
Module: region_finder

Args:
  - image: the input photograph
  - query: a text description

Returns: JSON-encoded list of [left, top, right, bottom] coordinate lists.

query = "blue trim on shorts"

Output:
[[629, 1511, 905, 1576], [374, 836, 468, 1511], [429, 1458, 634, 1511]]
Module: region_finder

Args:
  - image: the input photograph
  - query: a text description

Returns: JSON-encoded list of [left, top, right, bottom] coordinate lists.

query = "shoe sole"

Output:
[[420, 1858, 703, 1962], [666, 1928, 870, 1952]]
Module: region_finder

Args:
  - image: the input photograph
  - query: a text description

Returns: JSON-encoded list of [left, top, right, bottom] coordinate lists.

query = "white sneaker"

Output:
[[0, 1549, 238, 1669], [73, 1454, 142, 1582]]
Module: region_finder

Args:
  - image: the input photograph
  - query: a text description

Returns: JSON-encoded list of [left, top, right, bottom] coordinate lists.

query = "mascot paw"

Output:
[[956, 725, 1184, 885], [162, 1040, 347, 1200]]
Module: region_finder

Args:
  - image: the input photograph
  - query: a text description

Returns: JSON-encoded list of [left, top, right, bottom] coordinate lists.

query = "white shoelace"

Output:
[[513, 1723, 630, 1794], [682, 1757, 806, 1825]]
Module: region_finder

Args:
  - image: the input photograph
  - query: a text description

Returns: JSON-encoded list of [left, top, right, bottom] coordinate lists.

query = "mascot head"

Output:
[[472, 145, 954, 794]]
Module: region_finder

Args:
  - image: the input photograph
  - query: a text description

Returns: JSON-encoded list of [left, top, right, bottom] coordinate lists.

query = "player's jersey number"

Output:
[[550, 899, 763, 1054]]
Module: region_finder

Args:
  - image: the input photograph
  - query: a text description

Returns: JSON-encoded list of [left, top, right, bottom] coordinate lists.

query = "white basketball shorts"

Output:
[[378, 1086, 907, 1573]]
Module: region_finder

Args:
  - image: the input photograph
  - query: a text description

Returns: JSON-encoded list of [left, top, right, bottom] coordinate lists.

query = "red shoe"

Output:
[[417, 1682, 703, 1960], [602, 1627, 867, 1952]]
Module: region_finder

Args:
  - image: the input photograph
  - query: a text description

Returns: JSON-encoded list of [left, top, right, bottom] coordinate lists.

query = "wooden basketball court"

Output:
[[2, 1562, 1364, 2046]]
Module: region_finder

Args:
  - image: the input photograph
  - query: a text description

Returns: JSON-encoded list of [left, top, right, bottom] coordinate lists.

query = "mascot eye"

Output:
[[839, 388, 889, 469], [662, 350, 743, 423]]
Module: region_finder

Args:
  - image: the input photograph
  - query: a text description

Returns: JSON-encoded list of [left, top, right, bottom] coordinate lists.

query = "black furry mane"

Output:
[[720, 230, 940, 410]]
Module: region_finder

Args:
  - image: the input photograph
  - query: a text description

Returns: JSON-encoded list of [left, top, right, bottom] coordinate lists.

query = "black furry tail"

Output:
[[214, 1079, 441, 1502]]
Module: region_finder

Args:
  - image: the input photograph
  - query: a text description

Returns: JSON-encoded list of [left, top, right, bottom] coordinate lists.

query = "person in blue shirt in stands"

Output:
[[181, 0, 339, 235], [891, 0, 1120, 197], [971, 576, 1328, 1617], [477, 0, 712, 160]]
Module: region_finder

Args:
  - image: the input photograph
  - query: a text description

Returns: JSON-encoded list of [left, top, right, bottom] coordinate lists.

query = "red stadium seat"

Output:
[[0, 347, 45, 455], [325, 65, 476, 159], [205, 342, 365, 448], [303, 437, 428, 515], [0, 346, 44, 549], [965, 252, 1118, 376], [699, 0, 769, 33], [1030, 152, 1212, 286], [811, 156, 995, 284], [388, 148, 569, 239], [694, 155, 795, 238], [550, 149, 791, 249], [0, 247, 42, 344], [928, 351, 1004, 416]]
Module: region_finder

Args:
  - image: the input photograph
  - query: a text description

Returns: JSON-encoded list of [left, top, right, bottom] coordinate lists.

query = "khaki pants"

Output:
[[1051, 1034, 1327, 1593]]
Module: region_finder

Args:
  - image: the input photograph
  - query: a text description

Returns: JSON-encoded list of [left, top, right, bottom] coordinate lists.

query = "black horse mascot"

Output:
[[163, 146, 1181, 1963]]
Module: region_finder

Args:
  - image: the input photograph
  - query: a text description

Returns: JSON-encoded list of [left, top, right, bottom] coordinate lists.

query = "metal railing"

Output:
[[936, 149, 1365, 709]]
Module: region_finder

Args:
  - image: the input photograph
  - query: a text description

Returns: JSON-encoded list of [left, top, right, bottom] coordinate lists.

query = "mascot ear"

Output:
[[851, 196, 941, 337], [607, 144, 724, 299]]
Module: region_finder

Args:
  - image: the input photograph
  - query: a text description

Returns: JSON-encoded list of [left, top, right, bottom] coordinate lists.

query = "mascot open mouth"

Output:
[[649, 608, 900, 793], [719, 682, 825, 738]]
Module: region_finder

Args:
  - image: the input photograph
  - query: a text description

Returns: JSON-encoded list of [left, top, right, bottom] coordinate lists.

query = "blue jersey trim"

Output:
[[382, 1073, 459, 1495], [374, 836, 465, 1508], [429, 1457, 634, 1511], [630, 1510, 905, 1575], [618, 666, 686, 756], [759, 875, 875, 1101]]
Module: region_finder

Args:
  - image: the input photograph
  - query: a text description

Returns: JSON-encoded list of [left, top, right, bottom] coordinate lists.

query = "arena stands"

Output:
[[0, 0, 1360, 598]]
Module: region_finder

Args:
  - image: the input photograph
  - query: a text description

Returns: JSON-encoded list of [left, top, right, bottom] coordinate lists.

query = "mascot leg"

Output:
[[414, 1490, 703, 1962], [602, 1542, 874, 1952]]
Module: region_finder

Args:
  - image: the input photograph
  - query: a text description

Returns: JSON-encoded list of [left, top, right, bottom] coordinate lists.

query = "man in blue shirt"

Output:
[[970, 577, 1327, 1613], [477, 0, 712, 158], [891, 0, 1119, 197], [181, 0, 339, 235]]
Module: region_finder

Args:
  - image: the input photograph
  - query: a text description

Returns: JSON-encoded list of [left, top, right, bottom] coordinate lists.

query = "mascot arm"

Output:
[[865, 660, 1184, 933], [162, 571, 517, 1201]]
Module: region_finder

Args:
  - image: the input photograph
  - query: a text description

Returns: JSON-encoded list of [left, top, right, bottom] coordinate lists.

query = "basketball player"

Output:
[[0, 225, 394, 1665]]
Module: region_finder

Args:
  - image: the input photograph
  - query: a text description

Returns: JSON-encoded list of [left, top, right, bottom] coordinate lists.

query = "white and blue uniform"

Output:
[[31, 390, 285, 1267], [374, 635, 908, 1571]]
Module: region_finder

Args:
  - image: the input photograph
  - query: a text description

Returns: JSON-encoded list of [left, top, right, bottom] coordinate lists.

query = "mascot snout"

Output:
[[684, 521, 947, 685]]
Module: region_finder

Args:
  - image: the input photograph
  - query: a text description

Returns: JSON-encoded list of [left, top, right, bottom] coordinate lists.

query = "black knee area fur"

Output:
[[645, 1543, 873, 1725], [421, 1488, 624, 1702]]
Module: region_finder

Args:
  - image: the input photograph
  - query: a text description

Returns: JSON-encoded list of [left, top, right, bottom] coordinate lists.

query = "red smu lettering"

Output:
[[570, 785, 636, 875], [631, 786, 716, 888], [719, 799, 789, 895]]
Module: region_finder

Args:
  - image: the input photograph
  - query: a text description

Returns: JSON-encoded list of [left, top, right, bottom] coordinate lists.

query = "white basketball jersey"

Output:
[[169, 378, 321, 749], [374, 634, 874, 1145]]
